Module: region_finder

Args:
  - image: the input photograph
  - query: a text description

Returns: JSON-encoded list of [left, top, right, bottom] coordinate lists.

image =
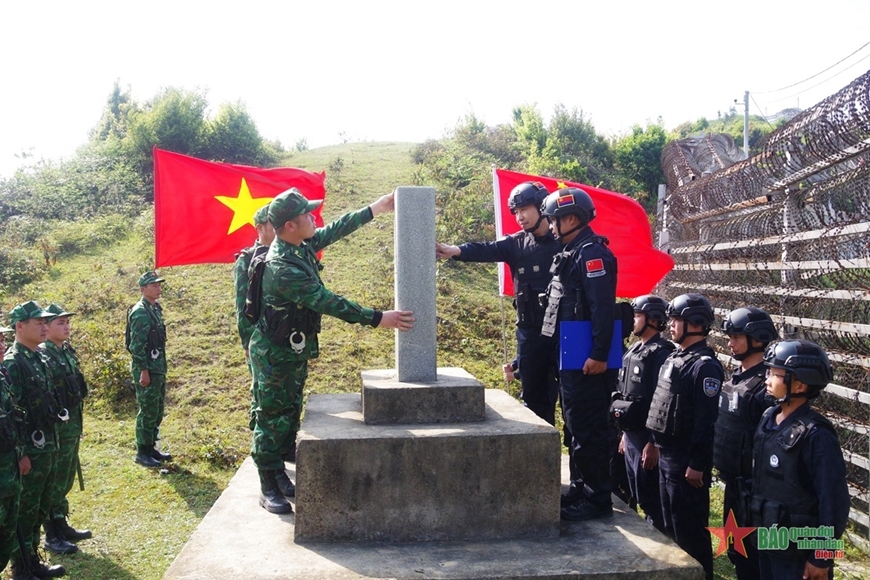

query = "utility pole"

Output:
[[743, 90, 750, 156]]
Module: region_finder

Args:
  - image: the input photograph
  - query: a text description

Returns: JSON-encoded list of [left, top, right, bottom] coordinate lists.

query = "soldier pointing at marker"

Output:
[[249, 188, 414, 515]]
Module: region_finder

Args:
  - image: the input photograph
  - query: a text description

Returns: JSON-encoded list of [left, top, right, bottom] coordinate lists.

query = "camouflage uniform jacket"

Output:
[[128, 297, 167, 375], [2, 342, 58, 455], [250, 206, 381, 362], [0, 365, 21, 497], [233, 240, 266, 350]]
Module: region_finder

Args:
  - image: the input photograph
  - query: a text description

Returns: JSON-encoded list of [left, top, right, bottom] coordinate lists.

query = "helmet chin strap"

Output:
[[673, 324, 706, 344], [732, 340, 767, 361], [523, 212, 545, 233], [553, 217, 584, 241], [773, 372, 811, 405]]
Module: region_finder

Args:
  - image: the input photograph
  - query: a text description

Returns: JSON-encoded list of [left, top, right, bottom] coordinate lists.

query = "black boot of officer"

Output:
[[9, 560, 41, 580], [43, 520, 78, 554], [150, 446, 172, 462], [134, 445, 161, 467], [259, 469, 293, 514], [275, 470, 296, 498], [54, 516, 92, 542], [20, 551, 66, 578]]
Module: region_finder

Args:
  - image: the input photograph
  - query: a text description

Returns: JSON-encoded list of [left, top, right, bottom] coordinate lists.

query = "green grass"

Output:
[[1, 141, 867, 578]]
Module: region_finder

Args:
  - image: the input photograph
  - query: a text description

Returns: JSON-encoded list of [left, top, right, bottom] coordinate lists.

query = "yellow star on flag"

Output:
[[556, 181, 568, 189], [214, 178, 274, 235]]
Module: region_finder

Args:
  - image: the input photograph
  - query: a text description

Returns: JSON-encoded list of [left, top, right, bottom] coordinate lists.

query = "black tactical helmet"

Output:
[[667, 293, 715, 328], [721, 307, 778, 343], [631, 295, 668, 332], [508, 181, 549, 213], [540, 188, 596, 224], [631, 295, 668, 322], [764, 340, 833, 392]]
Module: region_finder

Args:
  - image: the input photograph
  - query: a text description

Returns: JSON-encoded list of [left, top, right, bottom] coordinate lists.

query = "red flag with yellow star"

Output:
[[493, 168, 673, 298], [153, 148, 326, 267]]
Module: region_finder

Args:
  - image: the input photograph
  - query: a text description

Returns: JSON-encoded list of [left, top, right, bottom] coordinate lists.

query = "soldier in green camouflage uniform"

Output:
[[250, 188, 414, 514], [127, 271, 170, 468], [40, 305, 91, 554], [3, 302, 65, 579], [233, 205, 275, 431], [1, 324, 25, 578]]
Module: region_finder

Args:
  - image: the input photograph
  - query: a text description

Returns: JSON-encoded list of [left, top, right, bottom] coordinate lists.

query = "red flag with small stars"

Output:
[[493, 168, 673, 298]]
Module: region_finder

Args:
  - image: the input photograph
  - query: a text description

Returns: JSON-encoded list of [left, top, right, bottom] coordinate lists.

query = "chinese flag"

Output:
[[153, 148, 326, 267], [493, 168, 673, 298]]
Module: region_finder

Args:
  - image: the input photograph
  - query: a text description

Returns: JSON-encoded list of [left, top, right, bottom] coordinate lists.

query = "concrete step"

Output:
[[163, 456, 703, 579]]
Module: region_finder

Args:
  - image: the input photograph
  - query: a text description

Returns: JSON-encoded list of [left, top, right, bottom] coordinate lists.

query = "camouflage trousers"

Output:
[[12, 450, 55, 564], [49, 409, 82, 520], [135, 373, 166, 448], [0, 491, 19, 572], [245, 351, 259, 431], [250, 358, 307, 471]]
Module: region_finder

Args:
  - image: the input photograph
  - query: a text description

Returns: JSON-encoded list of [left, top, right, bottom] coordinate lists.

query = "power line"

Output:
[[753, 40, 870, 95], [748, 93, 776, 129], [762, 51, 870, 106]]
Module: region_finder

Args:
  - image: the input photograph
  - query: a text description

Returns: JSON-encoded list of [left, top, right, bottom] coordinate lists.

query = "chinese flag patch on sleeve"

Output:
[[586, 258, 606, 278]]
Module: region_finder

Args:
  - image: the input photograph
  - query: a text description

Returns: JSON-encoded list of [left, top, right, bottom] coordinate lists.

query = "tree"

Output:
[[128, 87, 209, 162], [204, 101, 270, 165], [612, 121, 667, 210], [90, 80, 138, 142]]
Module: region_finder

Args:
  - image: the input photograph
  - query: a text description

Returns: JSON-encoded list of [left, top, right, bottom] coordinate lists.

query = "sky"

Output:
[[2, 0, 869, 179]]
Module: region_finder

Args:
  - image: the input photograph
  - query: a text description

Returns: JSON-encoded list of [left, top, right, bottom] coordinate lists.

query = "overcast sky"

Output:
[[2, 0, 869, 178]]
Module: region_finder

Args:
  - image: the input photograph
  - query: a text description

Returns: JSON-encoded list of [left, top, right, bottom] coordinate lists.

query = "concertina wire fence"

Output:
[[657, 68, 870, 550]]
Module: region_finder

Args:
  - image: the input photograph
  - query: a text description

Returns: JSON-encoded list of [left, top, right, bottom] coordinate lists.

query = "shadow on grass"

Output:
[[161, 466, 223, 519], [50, 550, 139, 580]]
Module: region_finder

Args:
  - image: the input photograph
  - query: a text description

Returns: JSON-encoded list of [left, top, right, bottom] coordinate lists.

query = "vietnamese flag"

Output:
[[493, 168, 673, 298], [153, 148, 326, 267]]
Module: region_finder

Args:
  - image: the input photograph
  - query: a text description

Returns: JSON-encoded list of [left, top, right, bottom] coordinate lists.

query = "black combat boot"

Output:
[[150, 446, 172, 462], [28, 551, 66, 578], [258, 469, 293, 514], [54, 516, 92, 542], [43, 520, 78, 555], [134, 445, 162, 467], [275, 470, 296, 498], [9, 559, 41, 580]]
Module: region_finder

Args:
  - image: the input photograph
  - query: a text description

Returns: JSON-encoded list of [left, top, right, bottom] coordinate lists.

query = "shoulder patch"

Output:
[[586, 258, 606, 278], [703, 377, 721, 397]]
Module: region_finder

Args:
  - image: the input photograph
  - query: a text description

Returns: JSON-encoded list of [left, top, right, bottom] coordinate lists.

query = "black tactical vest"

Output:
[[513, 237, 559, 328], [713, 372, 766, 479], [44, 344, 86, 411], [750, 407, 836, 533], [611, 338, 674, 430], [12, 347, 62, 442], [646, 348, 705, 437]]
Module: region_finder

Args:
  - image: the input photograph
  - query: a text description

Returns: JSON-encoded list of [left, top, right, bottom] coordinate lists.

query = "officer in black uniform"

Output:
[[713, 307, 777, 580], [610, 295, 674, 533], [752, 340, 849, 580], [539, 187, 617, 521], [646, 293, 722, 580], [436, 181, 561, 424]]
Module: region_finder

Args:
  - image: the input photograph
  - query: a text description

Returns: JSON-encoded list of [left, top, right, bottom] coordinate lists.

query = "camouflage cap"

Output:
[[268, 188, 322, 227], [8, 300, 54, 325], [253, 204, 271, 226], [138, 270, 165, 286], [45, 303, 75, 321]]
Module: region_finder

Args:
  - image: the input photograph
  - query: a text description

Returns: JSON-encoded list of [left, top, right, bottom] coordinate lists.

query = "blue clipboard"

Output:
[[559, 320, 624, 370]]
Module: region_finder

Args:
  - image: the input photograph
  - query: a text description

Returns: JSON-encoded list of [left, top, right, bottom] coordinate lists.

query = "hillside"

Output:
[[0, 142, 518, 579]]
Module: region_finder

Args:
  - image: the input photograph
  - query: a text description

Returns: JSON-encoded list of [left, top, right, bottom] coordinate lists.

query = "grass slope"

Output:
[[2, 141, 864, 579], [0, 142, 517, 579]]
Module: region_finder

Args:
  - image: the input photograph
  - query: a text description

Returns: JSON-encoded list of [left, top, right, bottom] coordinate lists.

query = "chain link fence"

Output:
[[657, 68, 870, 551]]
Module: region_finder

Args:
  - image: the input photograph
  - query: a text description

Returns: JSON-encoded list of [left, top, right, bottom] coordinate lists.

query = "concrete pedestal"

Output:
[[361, 367, 485, 424], [294, 388, 560, 543]]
